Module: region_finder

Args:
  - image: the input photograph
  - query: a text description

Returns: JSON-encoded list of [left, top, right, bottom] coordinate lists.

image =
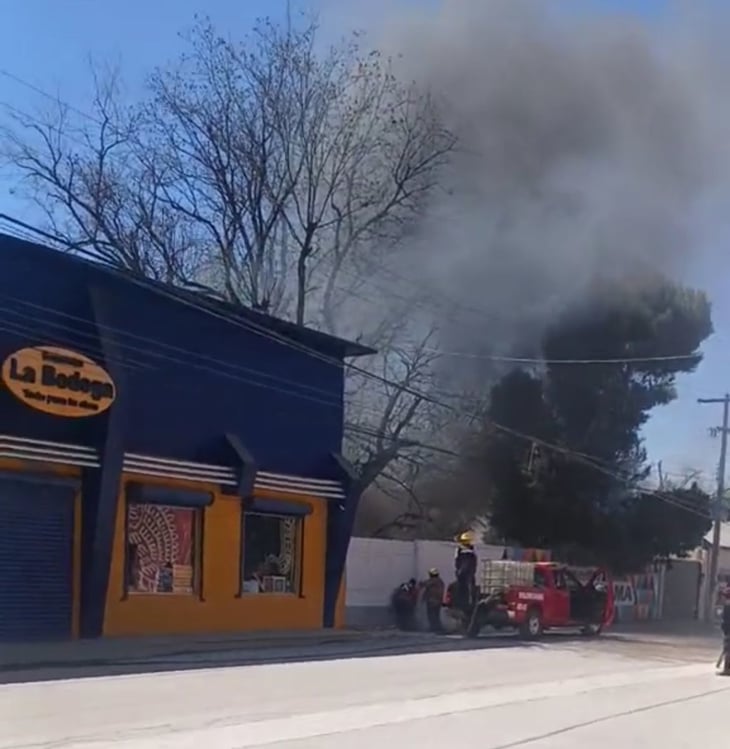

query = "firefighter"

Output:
[[391, 578, 419, 631], [422, 568, 445, 633], [454, 531, 478, 611]]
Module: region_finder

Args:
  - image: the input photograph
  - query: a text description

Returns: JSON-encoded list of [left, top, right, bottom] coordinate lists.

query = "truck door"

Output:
[[544, 567, 570, 626]]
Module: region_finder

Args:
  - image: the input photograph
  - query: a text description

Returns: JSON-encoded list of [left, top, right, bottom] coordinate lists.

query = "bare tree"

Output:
[[656, 461, 705, 491], [345, 333, 439, 485], [2, 69, 210, 286], [3, 17, 454, 319], [1, 14, 459, 515]]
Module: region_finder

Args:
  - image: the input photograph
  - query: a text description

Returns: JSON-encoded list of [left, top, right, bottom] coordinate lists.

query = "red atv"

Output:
[[445, 560, 615, 639]]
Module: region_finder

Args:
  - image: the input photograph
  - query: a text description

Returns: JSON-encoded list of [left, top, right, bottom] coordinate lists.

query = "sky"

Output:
[[0, 0, 726, 490]]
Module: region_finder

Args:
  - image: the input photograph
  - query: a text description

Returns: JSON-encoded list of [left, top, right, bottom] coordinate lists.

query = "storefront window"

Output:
[[125, 503, 199, 595], [242, 512, 301, 594]]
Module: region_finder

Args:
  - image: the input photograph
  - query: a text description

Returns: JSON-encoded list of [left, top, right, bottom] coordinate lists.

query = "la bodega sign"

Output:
[[2, 345, 116, 418]]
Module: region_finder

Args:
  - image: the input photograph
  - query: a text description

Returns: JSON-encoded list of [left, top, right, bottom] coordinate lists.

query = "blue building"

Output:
[[0, 231, 372, 640]]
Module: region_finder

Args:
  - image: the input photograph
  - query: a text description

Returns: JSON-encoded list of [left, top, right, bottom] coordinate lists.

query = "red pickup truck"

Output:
[[447, 560, 615, 639]]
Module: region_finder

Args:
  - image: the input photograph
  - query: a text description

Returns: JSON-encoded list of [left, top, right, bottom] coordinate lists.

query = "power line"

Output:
[[0, 254, 679, 488], [0, 216, 706, 507], [0, 248, 707, 519], [351, 422, 710, 519], [0, 158, 711, 518], [0, 63, 711, 376], [0, 67, 107, 129], [0, 71, 711, 524], [6, 62, 694, 370], [0, 213, 449, 409], [417, 348, 705, 366], [0, 65, 525, 334], [0, 290, 347, 404]]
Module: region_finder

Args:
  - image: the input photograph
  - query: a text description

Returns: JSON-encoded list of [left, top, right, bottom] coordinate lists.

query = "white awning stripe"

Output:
[[123, 459, 235, 481], [124, 452, 237, 476], [254, 480, 345, 499], [0, 441, 346, 497], [0, 435, 100, 467], [0, 450, 100, 468], [123, 465, 238, 486], [122, 454, 346, 498], [0, 442, 98, 463], [123, 453, 236, 485], [257, 470, 344, 490], [254, 477, 346, 499], [0, 434, 97, 455]]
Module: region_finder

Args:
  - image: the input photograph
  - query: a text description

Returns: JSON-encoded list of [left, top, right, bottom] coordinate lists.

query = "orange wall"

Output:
[[0, 458, 82, 637], [103, 473, 329, 636]]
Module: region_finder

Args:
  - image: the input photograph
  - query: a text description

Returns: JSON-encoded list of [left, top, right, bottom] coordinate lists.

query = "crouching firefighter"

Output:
[[454, 531, 478, 612], [391, 578, 418, 631]]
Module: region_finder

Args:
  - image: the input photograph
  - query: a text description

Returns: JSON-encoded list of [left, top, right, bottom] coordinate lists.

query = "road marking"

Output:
[[66, 662, 719, 748]]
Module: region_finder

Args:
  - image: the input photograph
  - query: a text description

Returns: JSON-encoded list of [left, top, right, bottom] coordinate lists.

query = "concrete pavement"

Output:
[[0, 628, 381, 672], [0, 629, 726, 748]]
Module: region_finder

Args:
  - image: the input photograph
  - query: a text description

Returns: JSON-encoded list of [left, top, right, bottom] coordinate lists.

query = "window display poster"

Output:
[[127, 504, 195, 594]]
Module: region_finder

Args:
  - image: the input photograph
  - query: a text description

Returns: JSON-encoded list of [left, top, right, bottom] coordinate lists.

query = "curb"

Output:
[[0, 630, 404, 674]]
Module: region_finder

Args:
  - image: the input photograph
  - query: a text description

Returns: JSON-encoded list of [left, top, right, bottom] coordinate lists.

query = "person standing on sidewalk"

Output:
[[454, 532, 478, 610], [719, 590, 730, 675], [422, 569, 445, 633]]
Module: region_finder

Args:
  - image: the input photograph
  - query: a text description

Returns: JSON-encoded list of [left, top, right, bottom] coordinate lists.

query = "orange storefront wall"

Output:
[[103, 474, 329, 636]]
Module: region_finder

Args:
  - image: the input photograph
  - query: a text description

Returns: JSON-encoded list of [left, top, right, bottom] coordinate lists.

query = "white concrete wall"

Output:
[[695, 546, 730, 620], [344, 537, 684, 627], [345, 538, 416, 608], [344, 537, 508, 626]]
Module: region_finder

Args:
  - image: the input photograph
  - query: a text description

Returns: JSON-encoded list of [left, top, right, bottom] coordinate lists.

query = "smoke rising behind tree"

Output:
[[3, 1, 727, 536], [366, 0, 728, 362]]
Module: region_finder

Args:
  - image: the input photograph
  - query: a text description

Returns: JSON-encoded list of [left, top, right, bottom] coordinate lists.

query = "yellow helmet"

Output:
[[458, 531, 475, 546]]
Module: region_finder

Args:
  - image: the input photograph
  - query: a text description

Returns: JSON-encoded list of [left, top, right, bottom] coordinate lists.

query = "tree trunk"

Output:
[[296, 251, 308, 325]]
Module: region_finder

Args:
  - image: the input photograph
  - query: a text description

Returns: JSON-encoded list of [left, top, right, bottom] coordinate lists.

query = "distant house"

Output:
[[701, 523, 730, 580], [689, 523, 730, 616]]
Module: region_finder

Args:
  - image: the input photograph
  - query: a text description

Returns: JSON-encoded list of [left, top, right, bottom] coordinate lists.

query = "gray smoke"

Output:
[[362, 0, 730, 360]]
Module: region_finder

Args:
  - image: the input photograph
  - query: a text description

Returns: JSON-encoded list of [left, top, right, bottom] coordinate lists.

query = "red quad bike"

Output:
[[445, 560, 615, 639]]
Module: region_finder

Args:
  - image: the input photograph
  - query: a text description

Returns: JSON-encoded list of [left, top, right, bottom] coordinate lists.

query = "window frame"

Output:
[[122, 482, 209, 600], [533, 568, 548, 588], [239, 501, 309, 598]]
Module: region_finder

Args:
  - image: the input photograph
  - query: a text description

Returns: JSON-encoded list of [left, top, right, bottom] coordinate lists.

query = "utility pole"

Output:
[[698, 394, 730, 621]]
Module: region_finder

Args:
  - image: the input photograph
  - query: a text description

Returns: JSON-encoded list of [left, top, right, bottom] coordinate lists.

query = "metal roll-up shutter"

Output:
[[0, 477, 75, 641]]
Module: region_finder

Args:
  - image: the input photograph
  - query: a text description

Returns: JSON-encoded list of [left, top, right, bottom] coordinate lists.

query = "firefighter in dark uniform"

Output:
[[391, 578, 418, 631], [454, 531, 478, 612]]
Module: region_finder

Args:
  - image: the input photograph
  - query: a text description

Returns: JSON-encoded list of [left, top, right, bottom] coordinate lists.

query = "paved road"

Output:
[[1, 631, 726, 748]]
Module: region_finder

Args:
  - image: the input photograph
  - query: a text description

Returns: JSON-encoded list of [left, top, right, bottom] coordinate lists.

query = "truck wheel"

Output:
[[520, 607, 543, 639]]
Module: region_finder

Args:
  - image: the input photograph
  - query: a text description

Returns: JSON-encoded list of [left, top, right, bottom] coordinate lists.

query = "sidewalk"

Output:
[[612, 619, 718, 636], [3, 620, 717, 674], [0, 628, 403, 672]]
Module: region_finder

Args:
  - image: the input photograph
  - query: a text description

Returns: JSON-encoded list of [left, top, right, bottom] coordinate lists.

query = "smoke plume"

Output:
[[360, 0, 730, 359]]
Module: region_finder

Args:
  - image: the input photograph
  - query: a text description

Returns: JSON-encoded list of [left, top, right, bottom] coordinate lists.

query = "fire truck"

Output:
[[445, 560, 615, 639]]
